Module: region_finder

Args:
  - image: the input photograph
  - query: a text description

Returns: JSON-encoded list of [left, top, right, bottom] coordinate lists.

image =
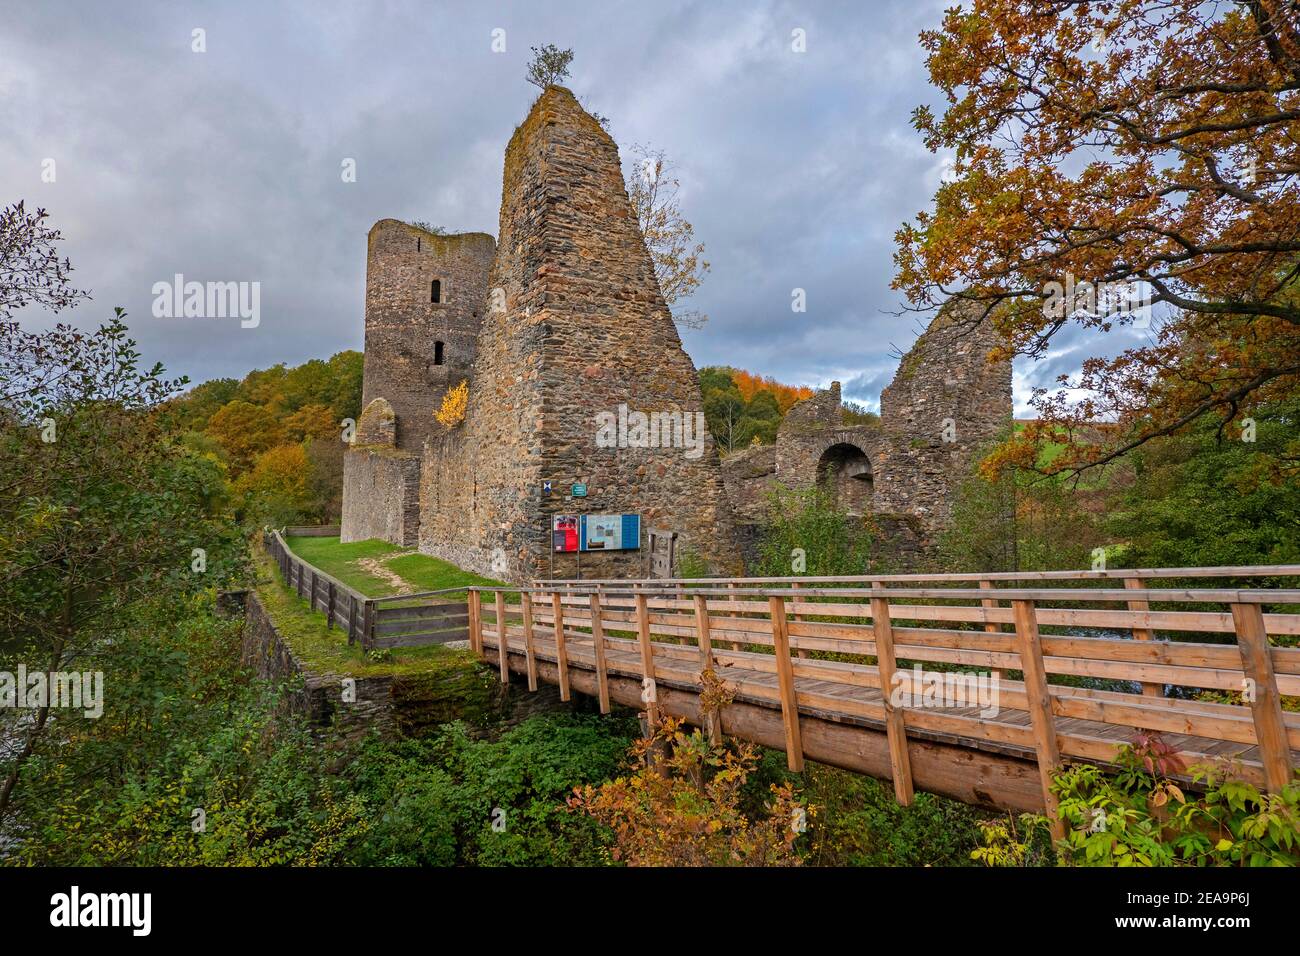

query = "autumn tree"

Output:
[[284, 402, 337, 443], [238, 443, 315, 525], [894, 1, 1300, 476], [205, 400, 285, 474], [569, 716, 807, 867], [626, 144, 711, 330]]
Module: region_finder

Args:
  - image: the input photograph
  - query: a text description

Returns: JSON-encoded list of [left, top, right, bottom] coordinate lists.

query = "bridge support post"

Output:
[[870, 592, 914, 806], [588, 593, 611, 714], [467, 590, 482, 655], [1231, 602, 1294, 792], [495, 592, 510, 683], [520, 592, 538, 692], [768, 595, 804, 771], [1012, 599, 1065, 841], [635, 593, 659, 729], [362, 599, 376, 652], [978, 580, 1003, 682], [693, 594, 722, 745], [1125, 577, 1162, 698], [551, 592, 571, 702]]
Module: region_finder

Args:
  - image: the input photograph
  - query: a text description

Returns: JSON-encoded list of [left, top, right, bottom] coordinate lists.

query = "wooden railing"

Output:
[[262, 530, 470, 650], [471, 573, 1300, 829], [282, 524, 341, 537]]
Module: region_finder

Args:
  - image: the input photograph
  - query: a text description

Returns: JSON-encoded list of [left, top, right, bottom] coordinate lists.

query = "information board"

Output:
[[579, 514, 640, 551]]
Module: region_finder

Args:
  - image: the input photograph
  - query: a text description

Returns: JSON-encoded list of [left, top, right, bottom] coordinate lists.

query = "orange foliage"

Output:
[[284, 403, 338, 442], [568, 712, 809, 867], [730, 369, 813, 413], [895, 1, 1300, 476], [435, 379, 469, 427], [236, 442, 313, 512]]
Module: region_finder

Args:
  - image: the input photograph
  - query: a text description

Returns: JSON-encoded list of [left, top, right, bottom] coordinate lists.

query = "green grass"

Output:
[[253, 545, 479, 678], [284, 536, 404, 595], [385, 553, 506, 599], [283, 535, 507, 600]]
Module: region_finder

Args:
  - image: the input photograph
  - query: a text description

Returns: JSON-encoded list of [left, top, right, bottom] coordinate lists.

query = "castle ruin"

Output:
[[341, 87, 1012, 582], [342, 87, 738, 581], [721, 303, 1012, 565]]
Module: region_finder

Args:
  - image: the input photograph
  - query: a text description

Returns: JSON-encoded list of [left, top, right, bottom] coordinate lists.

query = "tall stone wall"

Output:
[[416, 87, 739, 582], [362, 220, 495, 454], [873, 300, 1012, 525], [721, 300, 1012, 568]]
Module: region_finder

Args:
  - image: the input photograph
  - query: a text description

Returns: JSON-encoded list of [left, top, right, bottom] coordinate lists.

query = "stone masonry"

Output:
[[360, 221, 495, 454], [723, 300, 1012, 563], [344, 87, 740, 580], [341, 89, 1011, 578]]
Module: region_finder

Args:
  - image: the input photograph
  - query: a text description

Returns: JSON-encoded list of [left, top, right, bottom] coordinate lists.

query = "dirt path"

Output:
[[357, 554, 417, 595]]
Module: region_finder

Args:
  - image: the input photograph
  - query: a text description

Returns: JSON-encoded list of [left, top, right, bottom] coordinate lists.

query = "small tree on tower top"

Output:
[[526, 44, 574, 89]]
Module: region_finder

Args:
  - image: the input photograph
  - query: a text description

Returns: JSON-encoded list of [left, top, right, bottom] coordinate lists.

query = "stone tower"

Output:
[[361, 220, 495, 453], [416, 87, 740, 581]]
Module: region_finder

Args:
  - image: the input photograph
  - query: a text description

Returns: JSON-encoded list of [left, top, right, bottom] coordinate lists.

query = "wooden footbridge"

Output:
[[461, 567, 1300, 833]]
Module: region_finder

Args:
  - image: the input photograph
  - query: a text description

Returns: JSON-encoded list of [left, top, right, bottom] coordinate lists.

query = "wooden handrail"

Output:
[[476, 583, 1300, 604], [537, 565, 1300, 587]]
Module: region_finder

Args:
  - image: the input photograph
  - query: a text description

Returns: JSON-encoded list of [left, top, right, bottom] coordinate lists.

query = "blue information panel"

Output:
[[579, 514, 640, 551]]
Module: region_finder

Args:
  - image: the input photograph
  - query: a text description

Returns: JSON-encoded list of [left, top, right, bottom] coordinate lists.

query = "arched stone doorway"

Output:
[[817, 442, 874, 515]]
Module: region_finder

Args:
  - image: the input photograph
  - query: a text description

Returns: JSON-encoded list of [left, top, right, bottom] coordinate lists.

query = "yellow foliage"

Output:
[[435, 379, 469, 428]]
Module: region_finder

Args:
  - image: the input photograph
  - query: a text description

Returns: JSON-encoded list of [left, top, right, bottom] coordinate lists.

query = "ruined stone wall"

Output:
[[720, 302, 1011, 569], [341, 396, 421, 546], [416, 87, 739, 582], [873, 300, 1012, 526], [340, 447, 421, 546], [362, 220, 495, 454]]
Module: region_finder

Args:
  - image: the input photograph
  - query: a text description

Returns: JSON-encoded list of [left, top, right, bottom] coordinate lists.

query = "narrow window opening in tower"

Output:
[[434, 341, 445, 366], [417, 238, 421, 252], [431, 279, 441, 303]]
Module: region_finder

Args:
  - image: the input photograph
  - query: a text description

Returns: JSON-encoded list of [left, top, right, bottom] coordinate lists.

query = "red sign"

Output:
[[552, 515, 579, 553]]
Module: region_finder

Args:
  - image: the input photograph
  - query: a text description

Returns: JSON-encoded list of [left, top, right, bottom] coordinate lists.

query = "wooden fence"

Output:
[[263, 530, 470, 650], [474, 569, 1300, 827], [282, 524, 341, 537]]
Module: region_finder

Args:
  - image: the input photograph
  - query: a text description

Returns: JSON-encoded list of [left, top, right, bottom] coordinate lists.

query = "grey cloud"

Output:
[[2, 0, 1121, 410]]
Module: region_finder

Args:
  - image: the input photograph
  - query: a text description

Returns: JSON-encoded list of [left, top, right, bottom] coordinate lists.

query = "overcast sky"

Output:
[[1, 0, 1146, 414]]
